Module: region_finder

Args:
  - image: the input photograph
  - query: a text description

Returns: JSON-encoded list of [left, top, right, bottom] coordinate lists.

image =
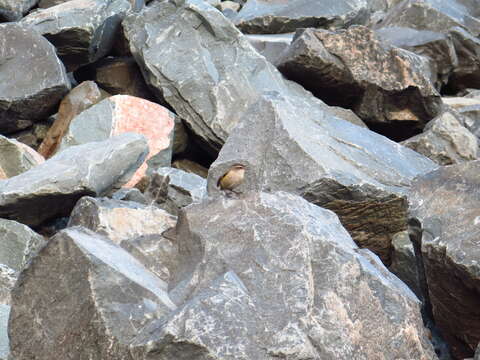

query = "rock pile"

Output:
[[0, 0, 479, 359]]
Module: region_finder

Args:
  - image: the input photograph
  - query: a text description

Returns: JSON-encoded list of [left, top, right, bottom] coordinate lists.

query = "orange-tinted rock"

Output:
[[58, 95, 175, 187], [38, 81, 109, 159]]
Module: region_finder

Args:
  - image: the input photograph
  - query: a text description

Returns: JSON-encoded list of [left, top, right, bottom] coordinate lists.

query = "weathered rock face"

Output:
[[58, 95, 174, 187], [9, 226, 175, 360], [172, 159, 208, 179], [276, 26, 442, 125], [21, 0, 133, 71], [38, 0, 69, 8], [123, 0, 335, 153], [0, 136, 44, 179], [401, 108, 478, 165], [0, 0, 37, 21], [0, 23, 70, 134], [69, 196, 177, 282], [409, 160, 480, 359], [389, 230, 421, 298], [38, 81, 109, 159], [208, 93, 437, 264], [246, 33, 293, 64], [233, 0, 388, 34], [130, 191, 435, 359], [144, 167, 206, 215], [0, 133, 148, 227]]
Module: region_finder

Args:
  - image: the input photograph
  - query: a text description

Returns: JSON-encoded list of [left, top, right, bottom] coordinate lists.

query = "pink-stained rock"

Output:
[[58, 95, 175, 187]]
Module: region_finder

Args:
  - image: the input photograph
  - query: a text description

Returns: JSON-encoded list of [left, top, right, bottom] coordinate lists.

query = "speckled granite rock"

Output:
[[0, 0, 37, 21], [0, 133, 148, 227], [409, 160, 480, 359], [0, 23, 70, 134]]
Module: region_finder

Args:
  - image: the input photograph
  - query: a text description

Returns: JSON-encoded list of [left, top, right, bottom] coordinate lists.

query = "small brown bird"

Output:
[[217, 164, 245, 193]]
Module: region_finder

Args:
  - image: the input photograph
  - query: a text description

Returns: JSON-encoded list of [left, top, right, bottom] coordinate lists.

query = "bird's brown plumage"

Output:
[[217, 164, 245, 191]]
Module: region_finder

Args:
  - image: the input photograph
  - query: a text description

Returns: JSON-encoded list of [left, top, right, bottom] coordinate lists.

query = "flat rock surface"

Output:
[[0, 23, 70, 134], [409, 160, 480, 359], [0, 133, 148, 227]]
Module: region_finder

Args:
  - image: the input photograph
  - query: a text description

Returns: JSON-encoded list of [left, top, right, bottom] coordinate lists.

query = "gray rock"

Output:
[[172, 159, 208, 179], [144, 167, 207, 215], [217, 0, 240, 13], [130, 191, 435, 359], [0, 0, 37, 21], [389, 230, 421, 298], [111, 187, 148, 204], [329, 105, 368, 128], [172, 117, 189, 155], [38, 0, 70, 8], [9, 226, 175, 360], [276, 26, 441, 125], [0, 136, 44, 179], [465, 89, 480, 100], [233, 0, 388, 34], [21, 0, 133, 71], [401, 108, 478, 165], [476, 344, 480, 360], [246, 33, 293, 64], [0, 304, 8, 360], [458, 105, 480, 139], [409, 160, 480, 359], [207, 93, 437, 264], [68, 196, 177, 282], [122, 0, 336, 153], [0, 23, 70, 134], [0, 133, 148, 227]]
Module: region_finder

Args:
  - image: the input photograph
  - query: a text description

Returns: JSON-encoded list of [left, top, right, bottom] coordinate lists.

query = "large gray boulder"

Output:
[[0, 133, 148, 227], [69, 196, 177, 283], [401, 108, 478, 165], [409, 160, 480, 359], [276, 26, 442, 126], [0, 23, 70, 134], [0, 0, 37, 21], [21, 0, 133, 71], [208, 93, 437, 264], [129, 191, 436, 359], [233, 0, 389, 34], [123, 0, 341, 153], [9, 226, 175, 360]]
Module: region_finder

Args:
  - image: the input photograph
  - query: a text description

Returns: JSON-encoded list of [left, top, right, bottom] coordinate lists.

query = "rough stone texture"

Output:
[[58, 95, 175, 187], [123, 0, 344, 153], [38, 0, 70, 7], [458, 105, 480, 140], [233, 0, 388, 34], [409, 160, 480, 359], [0, 133, 148, 227], [276, 26, 442, 125], [208, 93, 437, 265], [0, 136, 44, 179], [329, 105, 368, 128], [246, 33, 293, 64], [128, 191, 435, 359], [68, 196, 177, 282], [401, 108, 478, 165], [172, 117, 189, 155], [144, 167, 206, 215], [443, 97, 480, 109], [374, 26, 456, 89], [389, 230, 421, 298], [9, 226, 176, 360], [91, 57, 156, 101], [111, 187, 147, 204], [172, 159, 208, 178], [0, 0, 37, 21], [21, 0, 133, 71], [38, 81, 109, 159], [0, 23, 70, 134]]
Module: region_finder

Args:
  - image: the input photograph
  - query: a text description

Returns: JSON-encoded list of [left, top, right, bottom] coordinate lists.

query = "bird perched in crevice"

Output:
[[217, 164, 245, 195]]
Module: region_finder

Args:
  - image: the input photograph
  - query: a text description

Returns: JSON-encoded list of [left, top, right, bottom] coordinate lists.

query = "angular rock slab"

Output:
[[208, 93, 437, 264], [123, 0, 338, 153], [130, 191, 435, 359], [246, 33, 293, 64], [233, 0, 387, 34], [0, 0, 37, 21], [38, 81, 110, 159], [401, 107, 478, 165], [69, 196, 177, 283], [0, 133, 148, 227], [144, 167, 207, 215], [0, 23, 70, 134], [21, 0, 133, 71], [0, 136, 44, 179], [9, 226, 175, 360], [409, 160, 480, 358], [276, 26, 442, 125], [58, 95, 174, 187]]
